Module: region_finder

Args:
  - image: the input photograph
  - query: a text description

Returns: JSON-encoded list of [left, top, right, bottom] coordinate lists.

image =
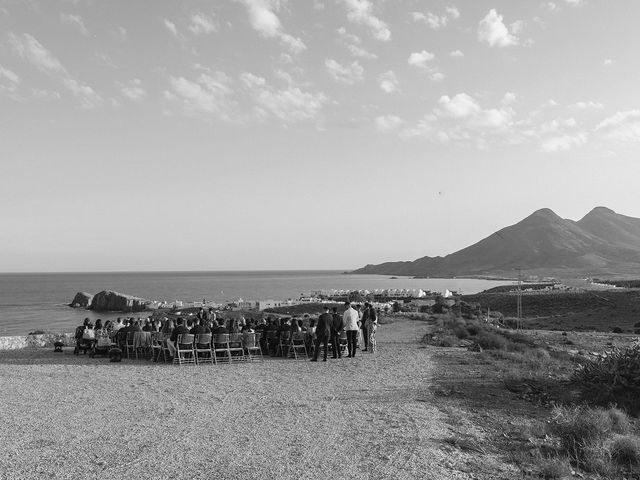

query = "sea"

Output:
[[0, 270, 514, 336]]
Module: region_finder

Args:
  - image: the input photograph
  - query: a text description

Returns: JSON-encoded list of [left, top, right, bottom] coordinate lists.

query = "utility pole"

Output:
[[516, 268, 523, 330]]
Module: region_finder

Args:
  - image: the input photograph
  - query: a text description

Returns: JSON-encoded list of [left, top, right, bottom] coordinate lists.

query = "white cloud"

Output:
[[189, 13, 217, 35], [340, 0, 391, 41], [337, 27, 377, 59], [62, 78, 103, 108], [240, 70, 326, 122], [564, 0, 584, 6], [8, 33, 66, 74], [540, 133, 587, 152], [60, 13, 89, 36], [478, 9, 518, 47], [166, 71, 235, 121], [412, 6, 460, 29], [404, 92, 515, 145], [573, 101, 603, 109], [449, 49, 464, 58], [603, 58, 613, 66], [164, 19, 179, 37], [111, 26, 127, 42], [0, 64, 20, 85], [408, 50, 435, 68], [543, 2, 559, 12], [237, 0, 306, 54], [8, 32, 103, 108], [502, 92, 517, 105], [0, 63, 20, 99], [118, 78, 146, 101], [325, 58, 364, 84], [378, 70, 399, 94], [375, 115, 402, 132], [408, 50, 443, 81], [596, 110, 640, 142]]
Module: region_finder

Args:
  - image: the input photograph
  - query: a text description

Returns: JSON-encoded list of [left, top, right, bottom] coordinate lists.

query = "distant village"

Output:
[[149, 287, 462, 314]]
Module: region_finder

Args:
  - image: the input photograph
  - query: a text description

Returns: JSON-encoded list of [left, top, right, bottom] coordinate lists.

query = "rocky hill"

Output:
[[353, 207, 640, 278]]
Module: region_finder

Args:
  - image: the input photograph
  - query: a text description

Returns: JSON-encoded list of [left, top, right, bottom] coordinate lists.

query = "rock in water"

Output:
[[89, 290, 150, 312], [69, 292, 93, 308]]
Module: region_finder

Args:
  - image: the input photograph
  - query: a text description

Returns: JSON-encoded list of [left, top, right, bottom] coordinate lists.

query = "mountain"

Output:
[[353, 207, 640, 278]]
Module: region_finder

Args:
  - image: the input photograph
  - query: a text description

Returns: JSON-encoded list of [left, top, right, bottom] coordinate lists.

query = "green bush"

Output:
[[475, 330, 509, 350], [612, 326, 623, 333], [610, 435, 640, 466], [573, 342, 640, 414]]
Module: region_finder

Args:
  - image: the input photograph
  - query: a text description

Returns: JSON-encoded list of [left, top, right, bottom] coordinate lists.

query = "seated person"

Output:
[[167, 317, 190, 358], [191, 319, 206, 335]]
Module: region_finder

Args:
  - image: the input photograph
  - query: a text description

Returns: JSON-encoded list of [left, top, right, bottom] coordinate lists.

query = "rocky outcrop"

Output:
[[0, 333, 76, 350], [89, 290, 150, 312], [69, 292, 93, 308]]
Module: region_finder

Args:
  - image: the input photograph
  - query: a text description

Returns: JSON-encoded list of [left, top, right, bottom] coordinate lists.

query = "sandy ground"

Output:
[[0, 319, 520, 480]]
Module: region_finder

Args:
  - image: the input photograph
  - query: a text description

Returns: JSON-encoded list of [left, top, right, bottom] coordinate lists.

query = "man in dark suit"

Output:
[[168, 317, 190, 359], [311, 307, 332, 362], [330, 306, 344, 359]]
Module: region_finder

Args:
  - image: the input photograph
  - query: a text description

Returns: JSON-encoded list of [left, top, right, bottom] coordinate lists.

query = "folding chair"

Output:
[[213, 334, 231, 363], [276, 331, 291, 357], [228, 333, 246, 362], [125, 332, 137, 359], [194, 333, 214, 365], [243, 332, 263, 362], [288, 331, 308, 360], [174, 334, 195, 365], [150, 332, 164, 362]]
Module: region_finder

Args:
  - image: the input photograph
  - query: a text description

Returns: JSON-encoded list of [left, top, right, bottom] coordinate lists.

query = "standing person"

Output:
[[311, 307, 332, 362], [361, 303, 370, 352], [343, 302, 360, 358], [330, 307, 344, 359]]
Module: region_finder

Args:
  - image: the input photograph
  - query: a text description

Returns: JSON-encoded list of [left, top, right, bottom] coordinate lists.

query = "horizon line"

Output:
[[0, 268, 355, 275]]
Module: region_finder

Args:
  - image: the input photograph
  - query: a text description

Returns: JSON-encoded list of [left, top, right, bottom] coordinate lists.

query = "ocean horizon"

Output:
[[0, 270, 514, 336]]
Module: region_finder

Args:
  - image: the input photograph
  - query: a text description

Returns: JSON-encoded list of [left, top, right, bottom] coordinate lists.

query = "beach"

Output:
[[0, 317, 519, 480]]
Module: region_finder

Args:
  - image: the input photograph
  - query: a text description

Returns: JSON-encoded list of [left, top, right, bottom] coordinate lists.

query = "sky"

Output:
[[2, 0, 640, 272]]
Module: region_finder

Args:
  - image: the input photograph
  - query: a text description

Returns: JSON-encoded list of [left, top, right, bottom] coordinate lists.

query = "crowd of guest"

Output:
[[73, 302, 379, 361]]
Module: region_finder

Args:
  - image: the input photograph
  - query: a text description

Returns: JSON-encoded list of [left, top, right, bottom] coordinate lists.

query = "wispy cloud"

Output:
[[118, 78, 146, 101], [189, 12, 218, 35], [60, 13, 89, 36], [407, 50, 443, 81], [339, 0, 390, 41], [375, 114, 402, 132], [165, 70, 236, 121], [337, 27, 377, 59], [8, 32, 102, 107], [378, 70, 399, 94], [164, 19, 179, 37], [478, 9, 519, 47], [412, 6, 460, 29], [241, 72, 327, 123], [325, 58, 364, 84], [237, 0, 306, 54]]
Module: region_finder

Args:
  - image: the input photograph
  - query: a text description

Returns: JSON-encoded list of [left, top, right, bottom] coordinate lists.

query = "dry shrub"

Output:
[[439, 335, 459, 347], [475, 330, 508, 350], [549, 405, 612, 458], [608, 407, 631, 434], [610, 435, 640, 466], [539, 457, 572, 479]]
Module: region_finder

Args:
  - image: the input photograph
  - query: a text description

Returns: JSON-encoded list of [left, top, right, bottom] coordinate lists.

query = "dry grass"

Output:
[[0, 318, 525, 480]]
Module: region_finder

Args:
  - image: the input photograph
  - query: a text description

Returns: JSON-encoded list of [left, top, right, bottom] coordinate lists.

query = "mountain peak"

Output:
[[582, 206, 616, 219]]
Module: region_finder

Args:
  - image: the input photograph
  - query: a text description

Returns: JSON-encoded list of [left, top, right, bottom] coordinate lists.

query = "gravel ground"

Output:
[[1, 319, 519, 479]]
